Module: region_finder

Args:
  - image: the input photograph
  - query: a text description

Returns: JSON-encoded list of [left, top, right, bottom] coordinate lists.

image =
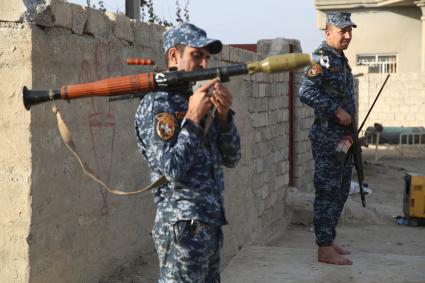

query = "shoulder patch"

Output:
[[155, 113, 176, 141], [307, 64, 322, 78]]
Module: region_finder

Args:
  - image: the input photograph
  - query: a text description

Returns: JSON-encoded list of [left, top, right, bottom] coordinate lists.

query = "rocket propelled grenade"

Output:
[[247, 53, 314, 74], [23, 53, 321, 110]]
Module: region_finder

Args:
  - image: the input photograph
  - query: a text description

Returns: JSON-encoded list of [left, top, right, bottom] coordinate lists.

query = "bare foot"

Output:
[[333, 243, 351, 255], [318, 246, 353, 265]]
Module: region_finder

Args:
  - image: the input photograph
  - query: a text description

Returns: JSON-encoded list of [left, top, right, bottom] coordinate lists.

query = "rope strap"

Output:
[[51, 104, 166, 196]]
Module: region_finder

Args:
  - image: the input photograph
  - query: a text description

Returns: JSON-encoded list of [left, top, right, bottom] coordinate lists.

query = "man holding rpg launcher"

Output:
[[135, 23, 241, 282], [21, 20, 322, 281]]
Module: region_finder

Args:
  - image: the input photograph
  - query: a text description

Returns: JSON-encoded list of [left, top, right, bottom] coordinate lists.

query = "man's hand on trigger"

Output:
[[184, 78, 217, 124], [335, 107, 352, 126], [211, 82, 233, 125]]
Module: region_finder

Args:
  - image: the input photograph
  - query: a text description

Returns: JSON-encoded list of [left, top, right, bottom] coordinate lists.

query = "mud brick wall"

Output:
[[0, 1, 314, 281]]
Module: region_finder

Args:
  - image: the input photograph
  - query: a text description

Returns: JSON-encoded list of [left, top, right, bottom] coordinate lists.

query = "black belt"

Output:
[[314, 118, 338, 127]]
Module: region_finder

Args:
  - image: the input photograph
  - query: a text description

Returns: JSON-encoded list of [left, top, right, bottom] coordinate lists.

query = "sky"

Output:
[[68, 0, 324, 53]]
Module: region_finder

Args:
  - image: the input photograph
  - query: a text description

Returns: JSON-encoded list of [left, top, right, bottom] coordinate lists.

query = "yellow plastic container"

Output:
[[404, 173, 425, 225]]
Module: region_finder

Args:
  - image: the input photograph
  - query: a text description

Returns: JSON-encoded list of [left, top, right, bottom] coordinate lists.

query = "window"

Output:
[[357, 54, 397, 74]]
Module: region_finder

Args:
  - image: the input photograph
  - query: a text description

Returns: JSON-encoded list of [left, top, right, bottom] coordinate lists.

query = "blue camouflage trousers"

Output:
[[310, 124, 353, 247], [152, 214, 223, 283]]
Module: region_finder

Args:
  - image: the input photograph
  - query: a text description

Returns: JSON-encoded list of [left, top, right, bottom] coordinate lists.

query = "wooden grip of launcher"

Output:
[[60, 72, 156, 99]]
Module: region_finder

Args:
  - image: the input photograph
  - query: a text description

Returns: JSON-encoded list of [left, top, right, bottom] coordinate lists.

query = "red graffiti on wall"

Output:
[[78, 40, 124, 216]]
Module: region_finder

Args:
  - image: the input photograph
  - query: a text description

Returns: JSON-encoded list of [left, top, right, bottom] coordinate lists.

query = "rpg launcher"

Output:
[[23, 53, 324, 110]]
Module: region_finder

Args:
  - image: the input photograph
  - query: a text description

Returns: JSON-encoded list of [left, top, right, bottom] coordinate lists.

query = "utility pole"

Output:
[[125, 0, 140, 20]]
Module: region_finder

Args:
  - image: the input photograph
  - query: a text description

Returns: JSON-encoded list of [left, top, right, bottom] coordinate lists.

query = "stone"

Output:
[[106, 12, 134, 43], [71, 4, 87, 35]]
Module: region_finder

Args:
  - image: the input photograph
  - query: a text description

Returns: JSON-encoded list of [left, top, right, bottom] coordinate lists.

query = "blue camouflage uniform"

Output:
[[298, 12, 357, 247], [135, 23, 241, 283]]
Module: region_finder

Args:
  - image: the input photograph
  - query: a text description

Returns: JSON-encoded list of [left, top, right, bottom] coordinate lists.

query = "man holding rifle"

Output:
[[298, 12, 358, 265], [135, 23, 241, 282]]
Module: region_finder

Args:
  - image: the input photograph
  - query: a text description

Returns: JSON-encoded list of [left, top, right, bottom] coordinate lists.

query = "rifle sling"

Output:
[[51, 104, 166, 196]]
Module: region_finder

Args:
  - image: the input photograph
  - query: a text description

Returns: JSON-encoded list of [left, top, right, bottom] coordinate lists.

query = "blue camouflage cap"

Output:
[[163, 23, 223, 54], [326, 12, 357, 29]]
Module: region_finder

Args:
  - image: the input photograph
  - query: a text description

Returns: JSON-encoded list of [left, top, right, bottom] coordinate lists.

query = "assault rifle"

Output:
[[22, 53, 325, 110], [353, 74, 390, 207], [351, 120, 366, 206]]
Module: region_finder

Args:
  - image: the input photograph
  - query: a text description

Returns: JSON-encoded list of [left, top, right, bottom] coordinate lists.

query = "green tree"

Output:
[[86, 0, 106, 11]]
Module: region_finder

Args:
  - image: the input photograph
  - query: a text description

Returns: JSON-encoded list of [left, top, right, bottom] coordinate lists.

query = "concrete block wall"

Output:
[[0, 1, 315, 281], [257, 39, 315, 194], [294, 96, 315, 192], [221, 46, 289, 263], [357, 74, 425, 128]]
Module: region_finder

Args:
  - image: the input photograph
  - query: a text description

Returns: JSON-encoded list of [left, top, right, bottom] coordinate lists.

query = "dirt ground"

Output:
[[221, 146, 425, 283], [270, 146, 425, 252], [104, 146, 425, 282]]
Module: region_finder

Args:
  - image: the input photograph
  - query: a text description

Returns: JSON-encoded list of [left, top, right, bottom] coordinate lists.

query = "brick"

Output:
[[106, 12, 134, 43], [71, 4, 87, 35], [0, 0, 27, 22], [274, 175, 286, 190], [268, 96, 284, 110], [261, 184, 269, 200], [405, 113, 416, 121], [271, 184, 286, 208], [239, 48, 256, 63], [249, 111, 268, 128], [253, 141, 272, 159], [255, 158, 264, 174], [416, 113, 425, 121], [229, 46, 240, 63], [252, 73, 268, 83], [51, 0, 72, 29], [256, 192, 265, 217], [34, 3, 55, 27], [132, 21, 151, 47], [248, 97, 268, 112], [258, 83, 267, 98], [83, 7, 112, 38], [275, 161, 289, 175], [221, 45, 230, 62]]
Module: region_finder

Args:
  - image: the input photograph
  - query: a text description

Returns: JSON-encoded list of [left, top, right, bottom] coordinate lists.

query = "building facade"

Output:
[[315, 0, 425, 73]]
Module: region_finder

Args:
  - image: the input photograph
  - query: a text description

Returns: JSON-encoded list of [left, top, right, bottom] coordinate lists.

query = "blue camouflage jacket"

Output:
[[135, 90, 241, 226], [298, 41, 356, 121]]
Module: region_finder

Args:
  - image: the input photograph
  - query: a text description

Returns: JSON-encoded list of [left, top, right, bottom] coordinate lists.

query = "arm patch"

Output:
[[306, 63, 322, 78], [155, 113, 176, 141]]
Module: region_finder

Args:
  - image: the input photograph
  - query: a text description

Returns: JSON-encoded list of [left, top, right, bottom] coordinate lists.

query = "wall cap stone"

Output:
[[106, 12, 134, 43]]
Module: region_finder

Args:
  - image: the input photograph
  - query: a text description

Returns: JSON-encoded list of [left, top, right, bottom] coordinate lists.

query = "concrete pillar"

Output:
[[416, 0, 425, 71], [0, 22, 33, 283]]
